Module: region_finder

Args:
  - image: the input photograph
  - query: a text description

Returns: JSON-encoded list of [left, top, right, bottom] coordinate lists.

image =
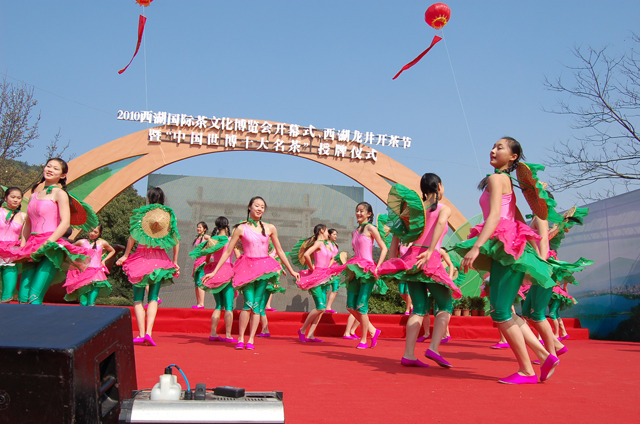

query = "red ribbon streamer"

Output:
[[392, 35, 443, 80], [118, 14, 147, 75]]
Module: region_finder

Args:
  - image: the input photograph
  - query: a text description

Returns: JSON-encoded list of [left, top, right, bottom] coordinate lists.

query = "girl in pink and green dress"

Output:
[[0, 187, 27, 302], [379, 175, 461, 368], [202, 196, 300, 350], [1, 159, 90, 304], [63, 224, 115, 306], [116, 187, 180, 347], [344, 202, 388, 349], [191, 216, 237, 342]]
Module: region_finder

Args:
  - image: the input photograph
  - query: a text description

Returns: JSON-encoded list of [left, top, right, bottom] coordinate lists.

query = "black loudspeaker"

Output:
[[0, 304, 137, 424]]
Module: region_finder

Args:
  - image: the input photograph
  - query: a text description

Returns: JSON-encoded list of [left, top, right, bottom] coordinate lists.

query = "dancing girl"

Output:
[[295, 224, 345, 342], [453, 137, 556, 384], [343, 202, 388, 349], [202, 196, 300, 350], [0, 187, 27, 302], [63, 224, 115, 306], [116, 187, 180, 346], [191, 216, 237, 342], [191, 221, 210, 309], [379, 175, 461, 368], [3, 158, 89, 304]]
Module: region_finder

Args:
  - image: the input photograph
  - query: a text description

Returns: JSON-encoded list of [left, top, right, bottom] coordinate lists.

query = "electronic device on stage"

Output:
[[118, 387, 285, 424]]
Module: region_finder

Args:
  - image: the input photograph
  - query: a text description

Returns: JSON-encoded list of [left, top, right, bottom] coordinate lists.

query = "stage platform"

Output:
[[131, 307, 590, 340], [133, 330, 638, 424]]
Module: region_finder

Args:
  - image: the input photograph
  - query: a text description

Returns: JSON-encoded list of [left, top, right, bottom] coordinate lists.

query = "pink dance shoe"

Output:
[[326, 309, 337, 314], [192, 305, 204, 309], [440, 336, 451, 344], [498, 373, 538, 385], [401, 357, 429, 368], [222, 337, 238, 343], [556, 346, 568, 356], [257, 332, 271, 338], [297, 329, 306, 342], [245, 343, 255, 350], [356, 342, 368, 349], [370, 329, 382, 348], [559, 334, 570, 341], [208, 336, 222, 342], [133, 337, 145, 344], [417, 335, 431, 343], [490, 342, 509, 349], [266, 307, 277, 312], [424, 349, 452, 368], [306, 337, 323, 343], [144, 334, 156, 347], [540, 354, 560, 382], [235, 342, 244, 350]]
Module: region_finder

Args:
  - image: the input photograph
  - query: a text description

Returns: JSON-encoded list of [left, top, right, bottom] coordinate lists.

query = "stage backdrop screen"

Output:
[[147, 173, 364, 311]]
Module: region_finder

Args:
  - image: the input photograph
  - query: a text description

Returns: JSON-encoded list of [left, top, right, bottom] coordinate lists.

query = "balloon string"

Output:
[[441, 30, 483, 178], [142, 7, 149, 120]]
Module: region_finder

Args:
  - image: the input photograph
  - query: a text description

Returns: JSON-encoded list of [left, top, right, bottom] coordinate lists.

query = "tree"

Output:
[[0, 78, 40, 175], [545, 33, 640, 200]]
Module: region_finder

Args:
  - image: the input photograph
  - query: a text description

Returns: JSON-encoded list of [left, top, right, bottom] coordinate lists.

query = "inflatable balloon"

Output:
[[393, 3, 451, 80], [424, 3, 451, 30]]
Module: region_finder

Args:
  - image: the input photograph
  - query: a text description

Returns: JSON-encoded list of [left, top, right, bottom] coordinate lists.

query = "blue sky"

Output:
[[2, 1, 639, 221]]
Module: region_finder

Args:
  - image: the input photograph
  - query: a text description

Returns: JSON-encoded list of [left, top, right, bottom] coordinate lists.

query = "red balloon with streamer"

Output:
[[393, 3, 451, 80], [135, 0, 154, 6], [424, 3, 451, 30]]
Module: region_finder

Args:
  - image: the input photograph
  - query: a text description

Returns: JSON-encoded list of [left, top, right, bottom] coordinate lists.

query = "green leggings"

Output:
[[522, 284, 554, 322], [309, 284, 328, 310], [548, 298, 562, 320], [488, 260, 525, 322], [18, 259, 57, 304], [242, 280, 268, 313], [79, 286, 101, 306], [133, 282, 162, 303], [346, 280, 375, 314], [0, 265, 20, 302], [327, 277, 341, 292], [194, 268, 204, 286], [213, 283, 235, 311], [407, 281, 453, 315]]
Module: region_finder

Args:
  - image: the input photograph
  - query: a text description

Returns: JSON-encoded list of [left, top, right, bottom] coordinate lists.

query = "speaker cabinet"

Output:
[[0, 304, 137, 424]]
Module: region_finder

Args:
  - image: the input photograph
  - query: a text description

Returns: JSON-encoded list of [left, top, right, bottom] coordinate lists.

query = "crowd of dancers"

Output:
[[0, 136, 588, 384]]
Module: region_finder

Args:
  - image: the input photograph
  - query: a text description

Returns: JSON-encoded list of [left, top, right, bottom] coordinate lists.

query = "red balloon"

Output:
[[135, 0, 154, 6], [424, 3, 451, 30]]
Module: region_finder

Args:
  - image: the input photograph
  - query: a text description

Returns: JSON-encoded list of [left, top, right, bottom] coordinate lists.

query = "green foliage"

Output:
[[457, 296, 470, 309], [369, 280, 406, 314], [0, 158, 41, 192], [469, 296, 487, 311]]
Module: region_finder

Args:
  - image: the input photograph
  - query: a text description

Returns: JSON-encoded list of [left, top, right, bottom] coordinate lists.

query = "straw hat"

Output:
[[516, 162, 549, 220], [140, 207, 171, 239]]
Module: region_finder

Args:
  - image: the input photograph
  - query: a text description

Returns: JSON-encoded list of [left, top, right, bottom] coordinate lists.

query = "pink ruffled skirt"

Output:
[[192, 256, 206, 277], [468, 219, 541, 260], [298, 264, 346, 290], [378, 247, 461, 299], [122, 245, 179, 285], [202, 261, 234, 289], [0, 232, 90, 266], [63, 266, 109, 294], [232, 255, 282, 288]]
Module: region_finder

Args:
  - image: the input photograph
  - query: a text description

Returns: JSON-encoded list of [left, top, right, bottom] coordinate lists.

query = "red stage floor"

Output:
[[131, 314, 638, 423]]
